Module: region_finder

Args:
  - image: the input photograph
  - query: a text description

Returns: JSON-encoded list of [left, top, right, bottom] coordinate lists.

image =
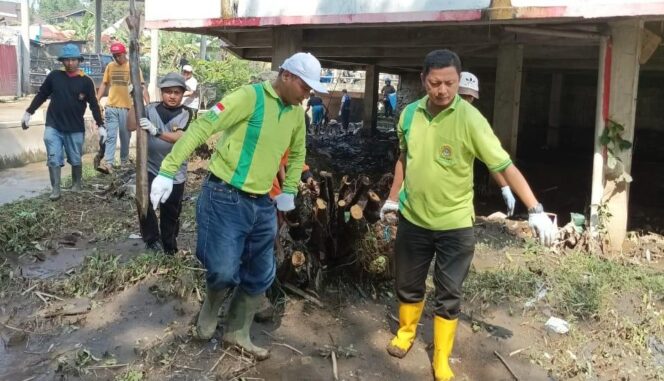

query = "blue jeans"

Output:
[[312, 105, 324, 126], [43, 126, 84, 167], [104, 107, 130, 165], [195, 176, 277, 295]]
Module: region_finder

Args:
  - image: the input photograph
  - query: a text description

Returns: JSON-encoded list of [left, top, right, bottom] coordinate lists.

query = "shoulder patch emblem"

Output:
[[206, 102, 225, 121]]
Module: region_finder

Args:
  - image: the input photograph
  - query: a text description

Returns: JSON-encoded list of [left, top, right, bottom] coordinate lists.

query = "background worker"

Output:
[[458, 71, 516, 216], [126, 73, 192, 254], [181, 64, 200, 118], [306, 90, 325, 133], [380, 78, 396, 117], [380, 50, 555, 381], [96, 41, 149, 173], [149, 52, 327, 360], [22, 44, 105, 201], [339, 89, 351, 132]]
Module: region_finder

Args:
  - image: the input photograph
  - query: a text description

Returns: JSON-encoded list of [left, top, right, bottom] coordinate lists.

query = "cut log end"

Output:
[[350, 205, 363, 220], [291, 251, 306, 268]]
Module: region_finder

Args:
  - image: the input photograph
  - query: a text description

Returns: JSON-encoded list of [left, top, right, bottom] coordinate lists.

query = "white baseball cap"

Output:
[[459, 71, 479, 100], [280, 52, 328, 94], [182, 64, 193, 72]]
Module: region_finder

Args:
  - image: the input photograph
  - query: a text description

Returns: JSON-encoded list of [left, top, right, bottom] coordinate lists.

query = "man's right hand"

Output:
[[150, 175, 174, 210], [21, 112, 31, 130], [380, 199, 399, 220]]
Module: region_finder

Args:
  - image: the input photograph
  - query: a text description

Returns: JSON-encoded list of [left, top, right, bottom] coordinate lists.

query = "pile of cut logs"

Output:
[[275, 172, 398, 289]]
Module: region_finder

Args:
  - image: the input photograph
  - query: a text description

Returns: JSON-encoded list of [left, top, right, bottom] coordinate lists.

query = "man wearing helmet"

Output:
[[22, 44, 105, 201], [458, 71, 517, 217], [96, 41, 149, 173]]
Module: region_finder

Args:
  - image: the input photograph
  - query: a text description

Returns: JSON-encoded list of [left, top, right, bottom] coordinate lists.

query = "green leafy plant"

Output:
[[599, 119, 633, 182]]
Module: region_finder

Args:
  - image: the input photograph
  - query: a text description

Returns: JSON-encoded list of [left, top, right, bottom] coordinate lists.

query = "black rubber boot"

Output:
[[48, 166, 61, 201], [71, 165, 83, 192]]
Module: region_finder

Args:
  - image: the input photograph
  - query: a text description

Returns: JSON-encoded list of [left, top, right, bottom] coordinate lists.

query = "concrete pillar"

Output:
[[492, 44, 523, 158], [590, 36, 609, 239], [547, 73, 563, 148], [94, 0, 102, 53], [602, 20, 642, 252], [363, 65, 378, 133], [20, 0, 29, 95], [149, 29, 160, 102], [396, 72, 423, 112], [271, 28, 302, 71]]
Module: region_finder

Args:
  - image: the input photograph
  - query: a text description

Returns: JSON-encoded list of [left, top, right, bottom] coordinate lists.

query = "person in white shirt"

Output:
[[181, 65, 199, 117]]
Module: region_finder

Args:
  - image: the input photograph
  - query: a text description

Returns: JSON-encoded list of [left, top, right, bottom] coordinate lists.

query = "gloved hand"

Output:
[[21, 112, 31, 130], [380, 199, 399, 220], [140, 117, 158, 136], [98, 126, 107, 144], [528, 212, 556, 246], [501, 186, 516, 217], [150, 174, 174, 210], [275, 193, 295, 212]]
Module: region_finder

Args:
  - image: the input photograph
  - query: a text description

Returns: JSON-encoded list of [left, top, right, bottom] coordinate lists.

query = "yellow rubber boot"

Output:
[[433, 316, 458, 381], [386, 301, 425, 358]]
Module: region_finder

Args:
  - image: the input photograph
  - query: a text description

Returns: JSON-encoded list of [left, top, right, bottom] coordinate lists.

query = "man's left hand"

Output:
[[140, 118, 158, 136], [528, 212, 556, 246], [275, 193, 295, 212]]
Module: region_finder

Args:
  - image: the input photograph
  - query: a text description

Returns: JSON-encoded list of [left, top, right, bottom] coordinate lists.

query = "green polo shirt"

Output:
[[159, 81, 306, 194], [398, 95, 512, 231]]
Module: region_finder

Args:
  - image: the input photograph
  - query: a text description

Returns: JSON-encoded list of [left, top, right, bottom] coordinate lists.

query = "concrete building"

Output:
[[143, 0, 664, 252]]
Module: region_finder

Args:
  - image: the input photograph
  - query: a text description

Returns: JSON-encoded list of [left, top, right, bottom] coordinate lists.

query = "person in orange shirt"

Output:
[[269, 150, 313, 200]]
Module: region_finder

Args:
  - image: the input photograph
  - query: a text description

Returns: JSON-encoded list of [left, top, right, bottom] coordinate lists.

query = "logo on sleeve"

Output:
[[206, 102, 225, 121]]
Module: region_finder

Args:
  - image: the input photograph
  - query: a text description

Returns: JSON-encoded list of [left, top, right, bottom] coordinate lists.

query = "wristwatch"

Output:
[[528, 202, 544, 214]]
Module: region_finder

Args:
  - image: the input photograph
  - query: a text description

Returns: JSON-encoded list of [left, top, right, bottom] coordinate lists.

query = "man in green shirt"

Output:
[[150, 52, 328, 360], [380, 50, 555, 381]]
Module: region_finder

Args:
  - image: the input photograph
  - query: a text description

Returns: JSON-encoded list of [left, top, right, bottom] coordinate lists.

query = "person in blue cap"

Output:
[[23, 43, 105, 200]]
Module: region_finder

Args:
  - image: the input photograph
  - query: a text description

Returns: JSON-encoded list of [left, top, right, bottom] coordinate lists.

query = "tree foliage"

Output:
[[61, 12, 95, 40], [191, 55, 263, 100], [31, 0, 83, 22]]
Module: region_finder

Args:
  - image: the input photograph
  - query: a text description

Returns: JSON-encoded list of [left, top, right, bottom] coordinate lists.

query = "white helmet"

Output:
[[459, 71, 479, 100]]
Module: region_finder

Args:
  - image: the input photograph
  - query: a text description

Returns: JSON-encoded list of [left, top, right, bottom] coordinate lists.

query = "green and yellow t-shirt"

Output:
[[398, 95, 512, 231], [159, 81, 306, 195], [102, 62, 144, 109]]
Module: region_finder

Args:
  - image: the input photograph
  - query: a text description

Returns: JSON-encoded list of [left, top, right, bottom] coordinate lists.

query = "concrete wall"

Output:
[[0, 115, 125, 169]]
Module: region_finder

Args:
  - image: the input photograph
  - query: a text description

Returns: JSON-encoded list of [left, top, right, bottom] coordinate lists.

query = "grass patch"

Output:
[[0, 196, 62, 254], [45, 251, 204, 299], [466, 249, 664, 320]]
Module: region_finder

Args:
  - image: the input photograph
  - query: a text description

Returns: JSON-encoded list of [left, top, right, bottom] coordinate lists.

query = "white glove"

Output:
[[140, 117, 158, 136], [98, 126, 107, 143], [21, 112, 31, 129], [380, 199, 399, 220], [501, 186, 516, 217], [150, 174, 174, 210], [274, 193, 295, 212], [528, 212, 555, 246]]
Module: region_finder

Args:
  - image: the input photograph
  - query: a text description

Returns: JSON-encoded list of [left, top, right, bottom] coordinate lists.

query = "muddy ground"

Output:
[[1, 131, 663, 381]]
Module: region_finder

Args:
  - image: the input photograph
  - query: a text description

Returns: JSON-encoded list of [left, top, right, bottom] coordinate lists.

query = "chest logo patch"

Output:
[[78, 93, 86, 101], [440, 144, 453, 160]]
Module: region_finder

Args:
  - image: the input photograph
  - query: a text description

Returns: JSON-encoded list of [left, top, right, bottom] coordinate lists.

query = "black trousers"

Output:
[[394, 216, 475, 319], [341, 109, 350, 130], [142, 172, 185, 254]]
